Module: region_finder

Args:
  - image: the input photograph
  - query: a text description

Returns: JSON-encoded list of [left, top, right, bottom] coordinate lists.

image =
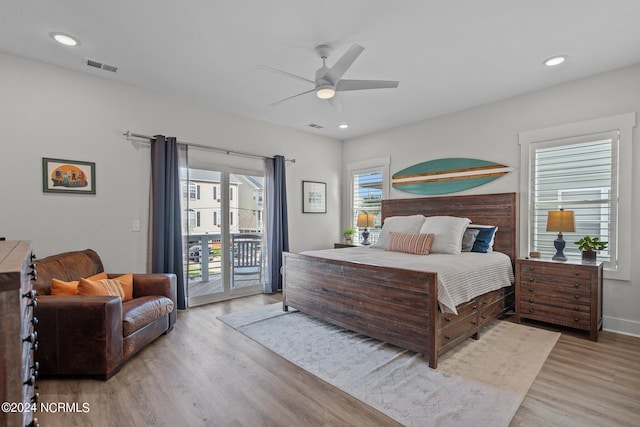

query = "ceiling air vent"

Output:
[[83, 58, 118, 73], [307, 123, 323, 129]]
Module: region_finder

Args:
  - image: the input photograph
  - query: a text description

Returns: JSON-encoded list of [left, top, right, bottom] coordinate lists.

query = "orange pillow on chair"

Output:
[[76, 273, 133, 301], [51, 272, 108, 296], [77, 278, 126, 300], [112, 273, 133, 301]]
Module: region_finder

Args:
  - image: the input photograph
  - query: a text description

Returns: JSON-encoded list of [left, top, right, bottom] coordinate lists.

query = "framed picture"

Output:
[[42, 157, 96, 194], [302, 180, 326, 213]]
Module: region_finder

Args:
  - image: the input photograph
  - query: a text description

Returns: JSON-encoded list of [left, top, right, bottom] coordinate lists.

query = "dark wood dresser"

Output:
[[515, 258, 603, 341], [0, 241, 39, 427]]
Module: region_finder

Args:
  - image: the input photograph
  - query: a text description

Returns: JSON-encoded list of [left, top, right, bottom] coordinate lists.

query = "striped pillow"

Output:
[[388, 232, 434, 255]]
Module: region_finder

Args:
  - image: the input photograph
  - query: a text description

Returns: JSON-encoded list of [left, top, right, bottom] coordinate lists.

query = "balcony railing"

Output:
[[187, 233, 262, 285]]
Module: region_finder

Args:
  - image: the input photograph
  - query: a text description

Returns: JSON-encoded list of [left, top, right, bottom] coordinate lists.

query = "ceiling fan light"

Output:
[[316, 85, 335, 99]]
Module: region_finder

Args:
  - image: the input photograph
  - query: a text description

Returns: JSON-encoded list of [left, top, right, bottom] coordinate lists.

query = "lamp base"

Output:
[[552, 233, 567, 261], [361, 229, 371, 245]]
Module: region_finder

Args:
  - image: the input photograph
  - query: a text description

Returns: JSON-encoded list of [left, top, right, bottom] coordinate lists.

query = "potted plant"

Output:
[[343, 227, 355, 243], [574, 236, 608, 262]]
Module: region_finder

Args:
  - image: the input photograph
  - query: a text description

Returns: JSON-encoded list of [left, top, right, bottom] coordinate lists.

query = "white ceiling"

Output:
[[2, 0, 640, 139]]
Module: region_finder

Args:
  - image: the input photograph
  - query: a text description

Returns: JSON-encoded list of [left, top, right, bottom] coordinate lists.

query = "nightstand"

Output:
[[515, 258, 603, 341]]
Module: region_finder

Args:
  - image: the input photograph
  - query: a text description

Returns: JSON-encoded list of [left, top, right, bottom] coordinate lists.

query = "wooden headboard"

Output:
[[381, 192, 518, 263]]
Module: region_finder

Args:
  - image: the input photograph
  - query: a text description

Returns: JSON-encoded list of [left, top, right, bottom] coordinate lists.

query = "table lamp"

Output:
[[357, 213, 375, 245], [546, 208, 575, 261]]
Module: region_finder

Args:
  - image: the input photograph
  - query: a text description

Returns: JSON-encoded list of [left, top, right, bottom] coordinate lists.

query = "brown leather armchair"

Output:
[[33, 249, 177, 379]]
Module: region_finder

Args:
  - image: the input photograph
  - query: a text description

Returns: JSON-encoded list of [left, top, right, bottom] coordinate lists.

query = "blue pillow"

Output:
[[467, 226, 498, 253]]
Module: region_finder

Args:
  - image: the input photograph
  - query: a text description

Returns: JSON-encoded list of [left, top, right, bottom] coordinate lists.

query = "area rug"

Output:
[[218, 303, 560, 427]]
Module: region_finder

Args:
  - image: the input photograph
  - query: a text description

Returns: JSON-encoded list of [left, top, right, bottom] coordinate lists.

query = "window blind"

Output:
[[351, 169, 383, 244], [531, 131, 618, 267]]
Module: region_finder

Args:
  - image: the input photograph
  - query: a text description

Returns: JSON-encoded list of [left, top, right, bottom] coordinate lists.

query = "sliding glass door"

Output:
[[185, 168, 264, 306]]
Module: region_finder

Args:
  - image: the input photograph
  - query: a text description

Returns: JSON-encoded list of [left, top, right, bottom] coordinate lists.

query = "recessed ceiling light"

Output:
[[338, 123, 349, 129], [50, 32, 80, 47], [544, 55, 566, 66]]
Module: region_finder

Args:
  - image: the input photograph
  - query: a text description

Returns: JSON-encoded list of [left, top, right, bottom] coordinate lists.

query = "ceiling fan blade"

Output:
[[322, 44, 365, 85], [257, 65, 315, 85], [327, 94, 343, 112], [336, 79, 399, 92], [270, 89, 316, 107]]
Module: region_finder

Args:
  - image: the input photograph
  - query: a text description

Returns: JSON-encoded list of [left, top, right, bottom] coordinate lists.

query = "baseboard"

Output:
[[603, 315, 640, 338]]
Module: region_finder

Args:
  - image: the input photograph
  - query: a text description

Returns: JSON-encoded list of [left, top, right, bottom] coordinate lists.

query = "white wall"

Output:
[[0, 52, 341, 272], [343, 63, 640, 337]]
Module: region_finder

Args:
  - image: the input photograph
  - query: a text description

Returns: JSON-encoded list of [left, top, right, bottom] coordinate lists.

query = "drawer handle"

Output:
[[574, 307, 580, 311], [32, 392, 39, 404], [23, 331, 38, 343], [528, 278, 534, 282], [528, 266, 534, 271], [481, 314, 487, 319], [444, 336, 451, 341], [528, 287, 534, 292], [32, 341, 39, 352], [471, 321, 477, 325], [31, 253, 37, 261], [528, 298, 534, 303], [472, 305, 477, 310], [482, 300, 488, 305], [574, 272, 580, 276], [31, 361, 40, 372], [32, 316, 39, 326], [528, 309, 534, 313], [28, 298, 38, 309], [574, 317, 579, 322], [574, 295, 580, 300], [24, 375, 36, 386], [574, 283, 580, 288], [444, 317, 451, 322], [23, 289, 37, 299]]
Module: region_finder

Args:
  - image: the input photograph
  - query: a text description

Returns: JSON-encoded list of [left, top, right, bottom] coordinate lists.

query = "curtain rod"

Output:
[[123, 131, 295, 163]]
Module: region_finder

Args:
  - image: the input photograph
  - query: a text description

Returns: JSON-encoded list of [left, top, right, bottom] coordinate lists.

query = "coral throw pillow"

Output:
[[51, 272, 108, 296], [388, 232, 434, 255]]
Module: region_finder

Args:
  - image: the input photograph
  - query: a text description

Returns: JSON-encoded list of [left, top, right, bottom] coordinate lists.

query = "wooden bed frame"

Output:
[[282, 192, 517, 368]]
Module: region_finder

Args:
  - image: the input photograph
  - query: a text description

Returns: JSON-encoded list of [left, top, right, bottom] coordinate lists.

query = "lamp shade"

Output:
[[546, 209, 575, 232], [357, 213, 375, 228]]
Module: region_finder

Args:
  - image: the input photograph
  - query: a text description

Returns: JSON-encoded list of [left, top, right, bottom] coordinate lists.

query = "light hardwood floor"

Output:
[[35, 294, 640, 427]]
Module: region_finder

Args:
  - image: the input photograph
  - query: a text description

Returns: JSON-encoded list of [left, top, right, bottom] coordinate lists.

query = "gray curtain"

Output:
[[263, 155, 289, 293], [151, 135, 187, 309]]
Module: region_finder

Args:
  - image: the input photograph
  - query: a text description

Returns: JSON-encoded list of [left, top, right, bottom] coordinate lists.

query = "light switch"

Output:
[[132, 220, 141, 232]]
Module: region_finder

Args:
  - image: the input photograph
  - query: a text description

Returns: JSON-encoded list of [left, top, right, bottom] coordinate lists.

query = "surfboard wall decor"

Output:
[[392, 158, 513, 195]]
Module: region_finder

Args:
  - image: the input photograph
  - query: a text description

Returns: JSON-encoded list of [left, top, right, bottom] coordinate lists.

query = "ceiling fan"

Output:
[[257, 44, 399, 112]]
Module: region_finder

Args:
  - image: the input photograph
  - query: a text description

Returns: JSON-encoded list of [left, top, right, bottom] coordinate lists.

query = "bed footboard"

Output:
[[283, 252, 440, 367]]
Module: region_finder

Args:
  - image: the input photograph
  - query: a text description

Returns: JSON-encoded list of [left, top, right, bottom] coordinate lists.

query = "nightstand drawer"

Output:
[[520, 302, 591, 331], [519, 272, 592, 290], [519, 263, 594, 281], [519, 282, 591, 305]]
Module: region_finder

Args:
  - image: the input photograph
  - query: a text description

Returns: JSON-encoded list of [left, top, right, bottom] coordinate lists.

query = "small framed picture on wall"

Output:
[[302, 180, 326, 213], [42, 157, 96, 194]]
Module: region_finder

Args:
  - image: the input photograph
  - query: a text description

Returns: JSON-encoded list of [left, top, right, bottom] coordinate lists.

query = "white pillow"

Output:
[[419, 216, 471, 254], [372, 215, 426, 249]]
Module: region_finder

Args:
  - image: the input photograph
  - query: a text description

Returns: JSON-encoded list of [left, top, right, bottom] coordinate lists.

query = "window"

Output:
[[185, 183, 200, 200], [520, 113, 635, 280], [346, 157, 390, 245], [187, 209, 199, 228], [530, 135, 615, 265]]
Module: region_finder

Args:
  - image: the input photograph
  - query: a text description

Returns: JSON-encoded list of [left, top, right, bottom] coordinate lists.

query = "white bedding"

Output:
[[300, 246, 514, 314]]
